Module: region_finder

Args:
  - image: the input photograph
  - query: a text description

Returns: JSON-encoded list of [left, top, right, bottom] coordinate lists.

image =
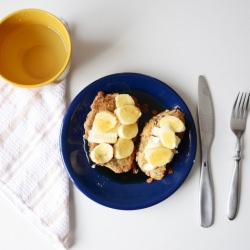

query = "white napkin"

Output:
[[0, 79, 70, 249]]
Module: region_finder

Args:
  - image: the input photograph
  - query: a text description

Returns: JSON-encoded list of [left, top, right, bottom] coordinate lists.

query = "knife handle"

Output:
[[199, 160, 214, 227]]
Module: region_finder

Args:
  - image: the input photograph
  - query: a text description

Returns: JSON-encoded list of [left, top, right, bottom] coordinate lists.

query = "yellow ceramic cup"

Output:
[[0, 9, 71, 88]]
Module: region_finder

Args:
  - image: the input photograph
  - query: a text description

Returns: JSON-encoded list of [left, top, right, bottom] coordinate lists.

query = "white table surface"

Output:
[[1, 0, 250, 249]]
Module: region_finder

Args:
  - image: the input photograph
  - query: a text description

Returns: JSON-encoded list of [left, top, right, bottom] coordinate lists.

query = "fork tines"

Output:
[[232, 92, 250, 119]]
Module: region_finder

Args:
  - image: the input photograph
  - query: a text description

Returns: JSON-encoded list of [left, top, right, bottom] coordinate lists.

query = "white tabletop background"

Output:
[[1, 0, 250, 249]]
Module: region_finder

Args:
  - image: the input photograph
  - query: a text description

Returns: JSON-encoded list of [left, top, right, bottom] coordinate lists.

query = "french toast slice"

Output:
[[136, 109, 185, 181], [84, 91, 139, 173]]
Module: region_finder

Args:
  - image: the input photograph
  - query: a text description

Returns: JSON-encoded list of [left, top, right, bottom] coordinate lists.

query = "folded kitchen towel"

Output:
[[0, 79, 70, 249]]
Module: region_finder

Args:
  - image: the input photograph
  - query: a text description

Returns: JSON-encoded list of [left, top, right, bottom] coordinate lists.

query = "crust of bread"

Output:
[[136, 109, 185, 180], [84, 91, 136, 173]]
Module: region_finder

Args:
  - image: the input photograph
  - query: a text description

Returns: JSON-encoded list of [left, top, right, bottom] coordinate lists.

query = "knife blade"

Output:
[[198, 75, 215, 228]]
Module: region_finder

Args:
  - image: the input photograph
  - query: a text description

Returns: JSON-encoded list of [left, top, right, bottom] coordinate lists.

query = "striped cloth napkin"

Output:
[[0, 79, 70, 249]]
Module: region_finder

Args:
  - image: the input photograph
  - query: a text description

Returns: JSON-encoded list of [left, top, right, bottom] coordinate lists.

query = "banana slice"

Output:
[[145, 147, 174, 167], [159, 127, 180, 149], [115, 94, 135, 107], [118, 123, 138, 139], [115, 105, 141, 125], [93, 111, 117, 132], [90, 143, 113, 164], [113, 138, 134, 159], [145, 136, 163, 150], [159, 115, 185, 132], [88, 126, 118, 143]]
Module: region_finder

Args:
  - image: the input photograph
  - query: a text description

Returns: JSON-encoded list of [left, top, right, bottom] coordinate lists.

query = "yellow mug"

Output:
[[0, 9, 71, 88]]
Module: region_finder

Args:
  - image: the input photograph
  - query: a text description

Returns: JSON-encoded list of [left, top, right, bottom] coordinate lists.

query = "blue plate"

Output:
[[60, 73, 197, 210]]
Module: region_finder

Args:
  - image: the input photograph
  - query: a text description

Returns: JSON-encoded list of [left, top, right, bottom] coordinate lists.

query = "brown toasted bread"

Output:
[[83, 91, 137, 173], [136, 109, 185, 181]]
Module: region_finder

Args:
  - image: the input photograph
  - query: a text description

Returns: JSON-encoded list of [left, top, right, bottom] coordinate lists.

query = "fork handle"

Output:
[[227, 140, 241, 220]]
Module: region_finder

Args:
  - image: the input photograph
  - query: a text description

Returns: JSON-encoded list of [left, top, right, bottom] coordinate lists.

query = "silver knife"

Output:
[[198, 75, 215, 228]]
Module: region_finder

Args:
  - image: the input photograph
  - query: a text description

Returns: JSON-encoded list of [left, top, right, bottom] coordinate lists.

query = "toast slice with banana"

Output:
[[84, 91, 141, 173], [136, 109, 186, 181]]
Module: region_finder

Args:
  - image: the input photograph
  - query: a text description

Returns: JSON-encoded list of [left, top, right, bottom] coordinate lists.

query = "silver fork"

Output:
[[227, 92, 250, 220]]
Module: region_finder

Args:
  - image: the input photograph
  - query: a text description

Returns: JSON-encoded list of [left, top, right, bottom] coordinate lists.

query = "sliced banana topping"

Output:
[[159, 127, 180, 149], [88, 126, 118, 143], [118, 123, 138, 139], [93, 110, 117, 132], [114, 138, 134, 159], [115, 105, 141, 125], [143, 113, 185, 169], [145, 147, 174, 167], [159, 115, 185, 132], [90, 143, 113, 164], [115, 94, 135, 107], [145, 136, 163, 150], [87, 94, 140, 164]]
